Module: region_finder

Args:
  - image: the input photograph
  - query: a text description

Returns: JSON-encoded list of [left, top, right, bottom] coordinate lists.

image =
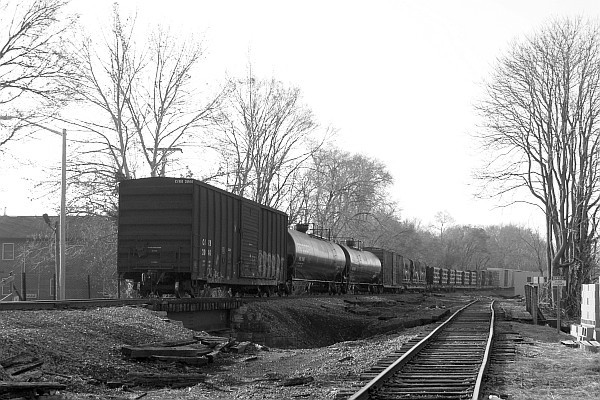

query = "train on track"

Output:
[[117, 177, 512, 297]]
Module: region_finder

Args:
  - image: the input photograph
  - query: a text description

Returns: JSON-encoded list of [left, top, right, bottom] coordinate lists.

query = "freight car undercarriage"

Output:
[[123, 271, 290, 298]]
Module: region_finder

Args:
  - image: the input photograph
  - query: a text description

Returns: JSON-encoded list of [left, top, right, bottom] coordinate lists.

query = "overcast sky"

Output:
[[3, 0, 600, 230]]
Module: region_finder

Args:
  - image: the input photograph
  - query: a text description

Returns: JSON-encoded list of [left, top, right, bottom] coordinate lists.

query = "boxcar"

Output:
[[364, 247, 403, 292], [487, 268, 515, 288], [117, 177, 288, 296]]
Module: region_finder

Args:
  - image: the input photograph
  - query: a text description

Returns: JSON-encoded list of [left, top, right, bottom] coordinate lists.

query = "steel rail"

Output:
[[347, 299, 481, 400], [471, 299, 495, 400]]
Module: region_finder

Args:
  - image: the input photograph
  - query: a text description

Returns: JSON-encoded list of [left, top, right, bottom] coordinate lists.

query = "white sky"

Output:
[[2, 0, 600, 230]]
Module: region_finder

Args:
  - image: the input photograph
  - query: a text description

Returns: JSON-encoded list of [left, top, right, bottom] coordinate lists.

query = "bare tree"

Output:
[[66, 5, 222, 215], [476, 18, 600, 314], [293, 146, 394, 240], [434, 210, 454, 239], [0, 0, 75, 151], [126, 28, 223, 178], [212, 69, 326, 209]]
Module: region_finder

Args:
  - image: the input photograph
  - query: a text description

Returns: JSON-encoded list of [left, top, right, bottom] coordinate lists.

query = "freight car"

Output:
[[117, 178, 288, 296]]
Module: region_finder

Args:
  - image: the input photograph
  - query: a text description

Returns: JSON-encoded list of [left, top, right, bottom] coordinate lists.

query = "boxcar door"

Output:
[[240, 202, 260, 278]]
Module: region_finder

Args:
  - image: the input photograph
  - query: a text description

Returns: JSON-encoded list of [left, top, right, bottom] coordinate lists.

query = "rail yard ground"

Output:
[[0, 291, 594, 400]]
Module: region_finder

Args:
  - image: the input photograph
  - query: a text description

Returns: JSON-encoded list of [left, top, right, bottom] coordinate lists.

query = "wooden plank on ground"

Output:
[[0, 381, 66, 393], [150, 355, 209, 366], [138, 339, 199, 348], [126, 372, 205, 387], [6, 360, 44, 376], [121, 346, 205, 358]]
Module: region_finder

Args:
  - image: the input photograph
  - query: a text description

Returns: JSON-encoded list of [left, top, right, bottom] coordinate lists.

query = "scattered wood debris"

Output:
[[0, 352, 65, 399], [120, 333, 268, 376]]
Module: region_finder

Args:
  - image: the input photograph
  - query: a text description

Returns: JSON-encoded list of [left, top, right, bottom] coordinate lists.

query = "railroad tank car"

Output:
[[340, 242, 382, 293], [117, 177, 288, 296], [287, 227, 347, 293]]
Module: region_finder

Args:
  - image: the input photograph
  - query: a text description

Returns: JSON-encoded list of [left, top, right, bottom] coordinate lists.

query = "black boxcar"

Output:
[[117, 177, 288, 296], [364, 247, 404, 292]]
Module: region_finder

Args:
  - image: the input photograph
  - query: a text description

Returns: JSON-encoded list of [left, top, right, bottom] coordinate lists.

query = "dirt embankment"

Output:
[[231, 293, 464, 348]]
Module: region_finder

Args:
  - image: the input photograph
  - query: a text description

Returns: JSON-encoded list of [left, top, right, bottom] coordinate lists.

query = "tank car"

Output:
[[117, 177, 288, 297], [287, 227, 346, 293], [340, 242, 382, 293], [286, 229, 382, 294]]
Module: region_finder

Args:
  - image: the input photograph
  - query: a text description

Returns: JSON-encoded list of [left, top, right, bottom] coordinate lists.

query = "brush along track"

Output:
[[342, 299, 495, 400]]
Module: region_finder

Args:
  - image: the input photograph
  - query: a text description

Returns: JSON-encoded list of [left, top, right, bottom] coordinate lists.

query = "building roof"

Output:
[[0, 216, 56, 240]]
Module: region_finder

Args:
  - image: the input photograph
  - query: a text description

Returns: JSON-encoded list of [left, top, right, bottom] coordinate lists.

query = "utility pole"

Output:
[[1, 115, 67, 299]]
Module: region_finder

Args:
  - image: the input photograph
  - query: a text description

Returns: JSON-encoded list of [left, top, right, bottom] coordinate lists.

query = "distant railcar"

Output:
[[413, 261, 425, 285], [458, 270, 465, 286], [449, 269, 456, 286], [364, 247, 403, 292]]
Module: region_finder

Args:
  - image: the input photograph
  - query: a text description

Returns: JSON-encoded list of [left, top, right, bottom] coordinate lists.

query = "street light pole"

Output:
[[1, 116, 67, 299]]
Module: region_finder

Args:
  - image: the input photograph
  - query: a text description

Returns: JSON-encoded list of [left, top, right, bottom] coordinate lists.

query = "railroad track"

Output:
[[342, 299, 495, 400]]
